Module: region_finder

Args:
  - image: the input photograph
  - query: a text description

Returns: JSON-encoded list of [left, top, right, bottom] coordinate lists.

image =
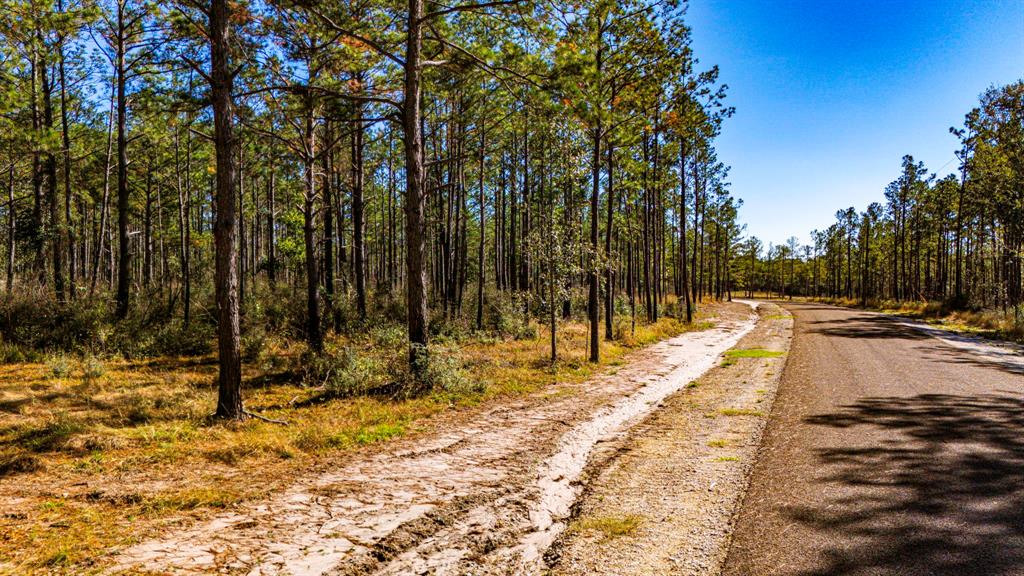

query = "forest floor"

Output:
[[550, 301, 792, 576], [98, 300, 760, 575], [0, 303, 731, 575]]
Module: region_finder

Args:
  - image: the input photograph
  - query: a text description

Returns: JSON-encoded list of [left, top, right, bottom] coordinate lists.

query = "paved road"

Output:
[[723, 302, 1024, 576]]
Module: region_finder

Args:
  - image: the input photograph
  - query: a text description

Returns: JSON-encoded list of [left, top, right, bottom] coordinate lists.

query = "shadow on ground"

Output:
[[805, 314, 930, 341], [792, 393, 1024, 576], [918, 343, 1024, 377]]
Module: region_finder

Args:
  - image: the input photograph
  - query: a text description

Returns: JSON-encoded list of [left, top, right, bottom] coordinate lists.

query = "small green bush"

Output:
[[81, 355, 106, 381], [492, 295, 537, 340], [149, 322, 211, 357], [303, 345, 385, 397], [47, 354, 72, 379], [372, 324, 407, 348]]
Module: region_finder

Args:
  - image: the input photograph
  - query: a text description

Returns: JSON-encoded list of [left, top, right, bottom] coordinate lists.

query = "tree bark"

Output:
[[352, 96, 367, 322], [114, 2, 131, 319], [209, 0, 243, 419], [403, 0, 429, 374]]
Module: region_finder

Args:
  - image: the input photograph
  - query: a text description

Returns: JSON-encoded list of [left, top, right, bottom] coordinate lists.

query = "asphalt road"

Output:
[[723, 302, 1024, 576]]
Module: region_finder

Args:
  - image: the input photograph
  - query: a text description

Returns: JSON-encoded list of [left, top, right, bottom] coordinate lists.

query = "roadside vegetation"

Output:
[[0, 0, 747, 569], [0, 296, 714, 571], [808, 297, 1024, 343]]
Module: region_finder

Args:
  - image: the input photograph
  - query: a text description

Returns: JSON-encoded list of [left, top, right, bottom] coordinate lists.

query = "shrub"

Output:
[[429, 315, 471, 342], [81, 355, 106, 381], [400, 345, 481, 397], [0, 341, 40, 363], [372, 324, 407, 348], [241, 324, 268, 361], [47, 354, 72, 379], [148, 321, 212, 357], [492, 294, 537, 340], [303, 345, 385, 397]]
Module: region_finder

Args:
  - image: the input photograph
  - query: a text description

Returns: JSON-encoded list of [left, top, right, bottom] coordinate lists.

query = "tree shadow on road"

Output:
[[918, 345, 1024, 377], [792, 393, 1024, 576], [805, 315, 932, 340]]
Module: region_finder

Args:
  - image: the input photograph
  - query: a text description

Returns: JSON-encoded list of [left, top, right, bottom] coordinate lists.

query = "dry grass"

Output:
[[0, 310, 718, 573], [809, 297, 1024, 343], [569, 514, 643, 540], [718, 408, 765, 417]]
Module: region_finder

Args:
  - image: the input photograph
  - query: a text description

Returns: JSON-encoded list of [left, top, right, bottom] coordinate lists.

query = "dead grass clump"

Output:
[[570, 514, 643, 540], [141, 487, 244, 515], [15, 413, 85, 453], [0, 448, 43, 477]]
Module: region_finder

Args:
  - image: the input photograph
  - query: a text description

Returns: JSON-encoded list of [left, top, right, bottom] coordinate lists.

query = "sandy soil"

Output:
[[106, 302, 759, 575], [550, 301, 793, 576]]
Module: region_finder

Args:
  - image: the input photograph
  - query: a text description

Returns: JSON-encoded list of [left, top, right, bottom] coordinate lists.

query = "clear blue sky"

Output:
[[685, 0, 1024, 249]]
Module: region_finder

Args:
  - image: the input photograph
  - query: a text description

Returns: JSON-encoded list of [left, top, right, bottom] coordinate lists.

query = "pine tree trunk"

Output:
[[115, 5, 130, 319], [210, 0, 243, 419], [403, 0, 429, 374]]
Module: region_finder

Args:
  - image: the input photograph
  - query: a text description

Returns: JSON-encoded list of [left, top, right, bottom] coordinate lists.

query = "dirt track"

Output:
[[551, 301, 792, 575], [723, 302, 1024, 576], [108, 302, 758, 575]]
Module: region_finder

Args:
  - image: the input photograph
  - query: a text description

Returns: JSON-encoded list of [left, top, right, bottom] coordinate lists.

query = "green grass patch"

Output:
[[718, 408, 764, 417], [724, 349, 785, 359], [715, 456, 739, 462], [707, 439, 729, 448]]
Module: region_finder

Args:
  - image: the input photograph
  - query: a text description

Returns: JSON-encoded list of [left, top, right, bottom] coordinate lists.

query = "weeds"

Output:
[[47, 354, 72, 379], [0, 296, 726, 570], [570, 514, 643, 540], [81, 355, 106, 382], [718, 408, 764, 417]]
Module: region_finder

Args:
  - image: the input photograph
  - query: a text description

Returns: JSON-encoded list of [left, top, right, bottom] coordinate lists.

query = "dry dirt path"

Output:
[[109, 301, 759, 576], [551, 301, 792, 576], [723, 301, 1024, 576]]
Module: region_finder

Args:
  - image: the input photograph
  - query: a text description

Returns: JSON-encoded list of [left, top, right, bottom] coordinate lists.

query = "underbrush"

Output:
[[0, 288, 730, 570]]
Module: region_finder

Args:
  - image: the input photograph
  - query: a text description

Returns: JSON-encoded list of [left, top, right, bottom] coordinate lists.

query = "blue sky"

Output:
[[685, 0, 1024, 248]]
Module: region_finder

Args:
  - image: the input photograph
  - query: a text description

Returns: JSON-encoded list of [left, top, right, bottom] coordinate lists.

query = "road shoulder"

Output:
[[549, 301, 793, 575]]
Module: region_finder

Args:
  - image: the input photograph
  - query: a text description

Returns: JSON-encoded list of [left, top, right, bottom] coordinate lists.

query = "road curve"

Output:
[[723, 301, 1024, 576]]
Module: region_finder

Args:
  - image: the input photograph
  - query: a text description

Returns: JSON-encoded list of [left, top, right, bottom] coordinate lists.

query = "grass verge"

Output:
[[0, 311, 719, 571]]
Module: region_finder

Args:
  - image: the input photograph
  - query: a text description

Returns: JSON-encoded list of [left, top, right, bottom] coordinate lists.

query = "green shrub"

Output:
[[430, 315, 471, 342], [400, 345, 481, 397], [492, 295, 537, 340], [47, 354, 72, 379], [0, 341, 41, 363], [81, 355, 106, 382], [372, 324, 407, 348], [303, 345, 385, 397], [422, 352, 480, 395], [149, 321, 211, 357]]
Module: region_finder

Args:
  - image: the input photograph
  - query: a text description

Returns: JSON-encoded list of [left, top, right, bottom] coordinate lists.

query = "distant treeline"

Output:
[[741, 82, 1023, 314]]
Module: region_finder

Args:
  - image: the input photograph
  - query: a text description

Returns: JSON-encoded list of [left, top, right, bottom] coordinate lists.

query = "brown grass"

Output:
[[0, 309, 720, 572]]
